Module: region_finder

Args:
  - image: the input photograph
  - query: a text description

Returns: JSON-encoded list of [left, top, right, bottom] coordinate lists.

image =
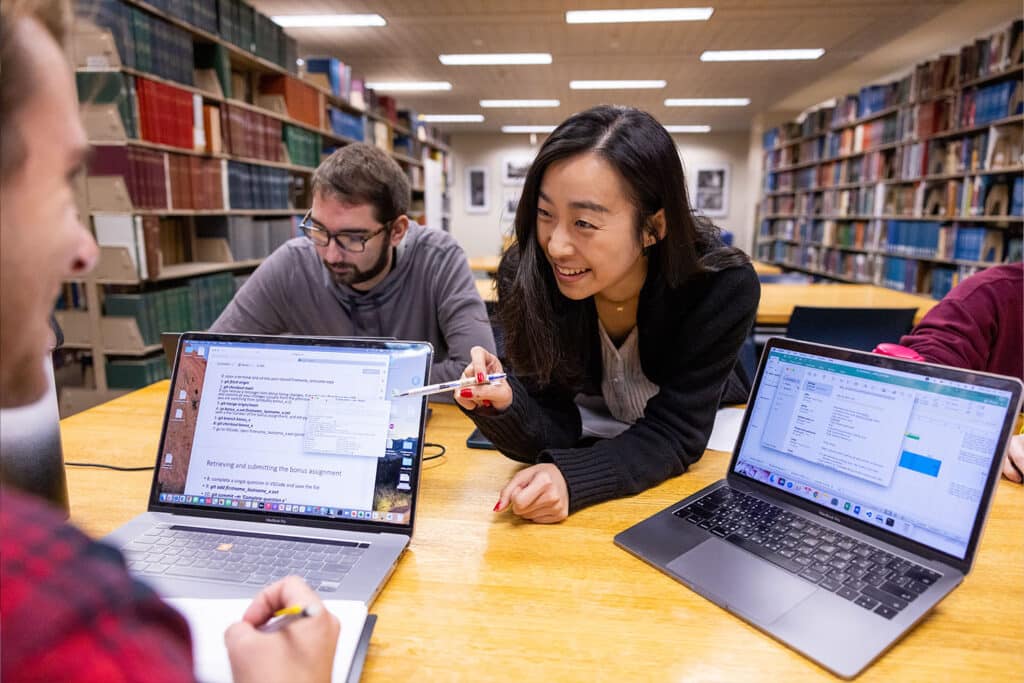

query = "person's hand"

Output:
[[1002, 434, 1023, 484], [225, 576, 340, 683], [454, 345, 512, 412], [494, 463, 569, 523]]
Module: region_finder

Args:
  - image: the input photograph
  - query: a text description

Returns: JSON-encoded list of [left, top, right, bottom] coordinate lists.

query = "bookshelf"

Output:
[[755, 19, 1023, 301], [60, 0, 452, 413]]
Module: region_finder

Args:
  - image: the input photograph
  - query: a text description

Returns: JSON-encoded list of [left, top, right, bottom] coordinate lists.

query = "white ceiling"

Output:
[[247, 0, 1016, 134]]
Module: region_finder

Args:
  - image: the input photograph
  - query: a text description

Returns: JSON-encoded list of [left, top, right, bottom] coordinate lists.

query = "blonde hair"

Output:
[[1, 0, 70, 179]]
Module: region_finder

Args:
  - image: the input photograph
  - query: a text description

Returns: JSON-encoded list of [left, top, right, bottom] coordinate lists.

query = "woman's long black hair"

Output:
[[496, 105, 748, 388]]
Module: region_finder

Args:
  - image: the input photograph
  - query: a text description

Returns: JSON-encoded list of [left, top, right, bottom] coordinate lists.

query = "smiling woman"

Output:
[[454, 105, 761, 524]]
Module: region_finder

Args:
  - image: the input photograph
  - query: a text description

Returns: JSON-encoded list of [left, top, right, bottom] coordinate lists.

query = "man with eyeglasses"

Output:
[[211, 143, 496, 385]]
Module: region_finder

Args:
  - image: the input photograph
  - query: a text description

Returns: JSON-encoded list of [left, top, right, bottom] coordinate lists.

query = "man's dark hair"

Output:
[[311, 143, 411, 224]]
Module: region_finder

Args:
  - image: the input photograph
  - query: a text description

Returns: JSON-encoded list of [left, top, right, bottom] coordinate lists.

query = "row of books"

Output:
[[958, 80, 1023, 128], [106, 355, 170, 389], [88, 0, 194, 85], [834, 75, 914, 126], [195, 216, 298, 262], [958, 20, 1023, 84], [762, 216, 1021, 264], [167, 154, 224, 210], [225, 162, 292, 210], [222, 103, 284, 163], [305, 58, 363, 107], [89, 145, 168, 209], [282, 126, 322, 169], [903, 99, 955, 141], [103, 0, 300, 76], [137, 76, 201, 150], [56, 282, 90, 311], [105, 271, 237, 347], [769, 130, 1022, 195], [328, 107, 366, 142], [259, 74, 321, 129]]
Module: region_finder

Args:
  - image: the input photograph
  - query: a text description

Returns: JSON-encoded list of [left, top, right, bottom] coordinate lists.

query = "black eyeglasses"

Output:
[[298, 209, 391, 253]]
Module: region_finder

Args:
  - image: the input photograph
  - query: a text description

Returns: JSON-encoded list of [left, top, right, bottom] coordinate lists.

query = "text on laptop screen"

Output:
[[154, 339, 429, 526], [733, 348, 1012, 559]]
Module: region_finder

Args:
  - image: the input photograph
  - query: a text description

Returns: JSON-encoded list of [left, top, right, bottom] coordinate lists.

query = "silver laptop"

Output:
[[107, 332, 433, 604], [616, 337, 1022, 678]]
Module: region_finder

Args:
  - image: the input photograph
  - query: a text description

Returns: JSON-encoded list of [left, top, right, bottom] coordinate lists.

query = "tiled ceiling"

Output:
[[247, 0, 967, 133]]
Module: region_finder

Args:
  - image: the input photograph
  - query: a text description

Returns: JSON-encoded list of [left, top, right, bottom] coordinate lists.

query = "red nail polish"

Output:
[[493, 500, 502, 511], [477, 372, 485, 383], [460, 388, 473, 398], [483, 399, 492, 408]]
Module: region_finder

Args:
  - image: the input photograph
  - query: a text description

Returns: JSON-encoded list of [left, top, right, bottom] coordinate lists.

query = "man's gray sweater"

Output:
[[210, 222, 496, 383]]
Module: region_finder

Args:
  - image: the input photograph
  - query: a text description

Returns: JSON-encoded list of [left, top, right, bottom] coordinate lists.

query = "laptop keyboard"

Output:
[[121, 525, 369, 592], [675, 488, 941, 620]]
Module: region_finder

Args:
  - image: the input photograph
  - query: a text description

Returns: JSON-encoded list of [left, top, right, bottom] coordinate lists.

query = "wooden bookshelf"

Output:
[[63, 0, 454, 405], [755, 18, 1023, 300]]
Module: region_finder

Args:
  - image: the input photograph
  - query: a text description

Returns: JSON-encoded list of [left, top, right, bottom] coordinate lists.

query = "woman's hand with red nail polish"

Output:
[[454, 346, 513, 412]]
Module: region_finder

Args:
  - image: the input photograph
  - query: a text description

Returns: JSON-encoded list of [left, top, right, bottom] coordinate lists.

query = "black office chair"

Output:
[[784, 306, 918, 352]]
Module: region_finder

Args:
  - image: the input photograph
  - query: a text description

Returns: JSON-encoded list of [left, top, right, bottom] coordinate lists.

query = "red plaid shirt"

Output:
[[1, 487, 195, 682]]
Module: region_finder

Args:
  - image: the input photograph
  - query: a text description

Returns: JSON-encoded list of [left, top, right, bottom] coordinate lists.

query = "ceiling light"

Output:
[[365, 81, 453, 92], [271, 14, 386, 27], [664, 98, 750, 107], [418, 114, 485, 123], [502, 125, 557, 134], [566, 8, 713, 24], [569, 80, 666, 90], [440, 53, 552, 65], [700, 49, 825, 62], [480, 99, 561, 108], [664, 125, 711, 133]]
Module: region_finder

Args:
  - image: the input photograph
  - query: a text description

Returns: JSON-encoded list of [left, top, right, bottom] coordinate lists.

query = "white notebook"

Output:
[[165, 598, 369, 683]]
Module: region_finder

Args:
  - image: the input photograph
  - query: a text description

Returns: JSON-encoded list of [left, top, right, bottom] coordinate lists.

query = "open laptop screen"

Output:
[[733, 346, 1015, 560], [152, 336, 431, 528]]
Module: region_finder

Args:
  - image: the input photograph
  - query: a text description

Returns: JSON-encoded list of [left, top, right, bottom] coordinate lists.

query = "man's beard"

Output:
[[324, 240, 392, 287]]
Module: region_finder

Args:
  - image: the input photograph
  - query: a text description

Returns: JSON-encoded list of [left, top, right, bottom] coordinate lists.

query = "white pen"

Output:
[[393, 372, 507, 398]]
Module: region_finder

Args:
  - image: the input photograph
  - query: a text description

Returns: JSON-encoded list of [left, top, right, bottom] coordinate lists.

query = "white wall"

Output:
[[449, 131, 754, 259]]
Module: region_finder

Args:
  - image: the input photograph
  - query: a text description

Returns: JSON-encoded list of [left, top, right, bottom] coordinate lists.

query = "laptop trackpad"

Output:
[[666, 540, 817, 625]]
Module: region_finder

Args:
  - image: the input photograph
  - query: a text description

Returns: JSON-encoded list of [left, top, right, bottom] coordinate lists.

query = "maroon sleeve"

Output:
[[899, 281, 1003, 373], [1, 489, 196, 683]]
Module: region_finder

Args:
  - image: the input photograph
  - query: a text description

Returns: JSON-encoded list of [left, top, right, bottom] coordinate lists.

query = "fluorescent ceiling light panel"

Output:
[[271, 14, 386, 27], [440, 53, 552, 65], [502, 125, 557, 134], [480, 99, 560, 108], [365, 81, 452, 92], [700, 49, 825, 62], [566, 8, 713, 24], [664, 125, 711, 133], [418, 114, 485, 122], [569, 80, 666, 90], [664, 98, 750, 107]]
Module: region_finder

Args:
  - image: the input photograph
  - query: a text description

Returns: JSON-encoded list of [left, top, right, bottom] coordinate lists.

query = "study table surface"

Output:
[[476, 279, 938, 327], [62, 383, 1023, 681]]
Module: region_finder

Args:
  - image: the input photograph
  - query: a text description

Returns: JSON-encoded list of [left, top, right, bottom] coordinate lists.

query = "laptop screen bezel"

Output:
[[146, 331, 433, 538], [725, 337, 1023, 573]]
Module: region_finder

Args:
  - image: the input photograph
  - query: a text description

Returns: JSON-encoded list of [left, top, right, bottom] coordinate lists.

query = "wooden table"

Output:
[[757, 283, 937, 326], [475, 280, 937, 326], [62, 383, 1023, 681], [753, 260, 783, 275], [468, 254, 502, 275]]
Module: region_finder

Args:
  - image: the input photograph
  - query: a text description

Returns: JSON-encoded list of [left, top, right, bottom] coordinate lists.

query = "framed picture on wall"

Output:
[[465, 166, 489, 214], [693, 165, 729, 217], [500, 188, 521, 225], [502, 155, 532, 186]]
